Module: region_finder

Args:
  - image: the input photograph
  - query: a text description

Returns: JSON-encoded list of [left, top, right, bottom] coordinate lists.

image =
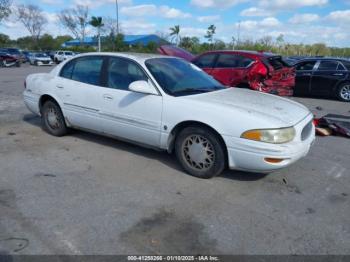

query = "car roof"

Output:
[[74, 52, 174, 63], [297, 57, 350, 63], [201, 50, 279, 58]]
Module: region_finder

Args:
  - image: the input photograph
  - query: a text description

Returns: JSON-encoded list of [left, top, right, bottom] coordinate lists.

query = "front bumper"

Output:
[[36, 60, 54, 66], [223, 114, 315, 173]]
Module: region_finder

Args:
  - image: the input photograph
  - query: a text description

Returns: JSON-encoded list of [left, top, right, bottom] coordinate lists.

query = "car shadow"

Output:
[[23, 113, 267, 182]]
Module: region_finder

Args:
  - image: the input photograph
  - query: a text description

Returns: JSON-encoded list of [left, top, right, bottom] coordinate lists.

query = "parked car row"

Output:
[[294, 58, 350, 102], [0, 48, 78, 67], [0, 51, 21, 67], [158, 46, 295, 96], [158, 46, 350, 102], [23, 52, 315, 179]]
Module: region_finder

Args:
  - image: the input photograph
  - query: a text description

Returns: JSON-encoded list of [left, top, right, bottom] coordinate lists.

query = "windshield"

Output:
[[36, 53, 47, 57], [145, 58, 225, 96], [7, 49, 20, 54]]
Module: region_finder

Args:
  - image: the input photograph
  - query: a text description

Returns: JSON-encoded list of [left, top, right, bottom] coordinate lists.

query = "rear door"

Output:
[[211, 54, 254, 87], [55, 56, 106, 132], [294, 60, 317, 95], [192, 53, 218, 75], [311, 60, 347, 95]]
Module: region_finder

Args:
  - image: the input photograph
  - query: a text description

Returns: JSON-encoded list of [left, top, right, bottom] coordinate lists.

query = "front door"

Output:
[[98, 56, 163, 147], [294, 60, 317, 96]]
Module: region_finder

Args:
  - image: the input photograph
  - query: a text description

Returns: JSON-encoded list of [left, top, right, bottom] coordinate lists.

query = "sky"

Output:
[[1, 0, 350, 47]]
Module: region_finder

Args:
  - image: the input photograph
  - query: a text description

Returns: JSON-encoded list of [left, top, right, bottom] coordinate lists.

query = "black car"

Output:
[[294, 58, 350, 102]]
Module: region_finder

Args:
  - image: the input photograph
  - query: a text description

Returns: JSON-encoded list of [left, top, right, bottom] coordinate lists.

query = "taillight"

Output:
[[24, 80, 26, 89]]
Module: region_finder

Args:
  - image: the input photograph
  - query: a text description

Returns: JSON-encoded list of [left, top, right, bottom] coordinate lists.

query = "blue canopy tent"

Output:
[[62, 34, 164, 48]]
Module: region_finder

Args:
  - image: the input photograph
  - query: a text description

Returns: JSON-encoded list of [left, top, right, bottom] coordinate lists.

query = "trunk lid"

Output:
[[158, 45, 195, 61]]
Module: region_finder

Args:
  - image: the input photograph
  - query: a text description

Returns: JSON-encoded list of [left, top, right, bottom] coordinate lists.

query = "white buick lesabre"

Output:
[[23, 53, 315, 178]]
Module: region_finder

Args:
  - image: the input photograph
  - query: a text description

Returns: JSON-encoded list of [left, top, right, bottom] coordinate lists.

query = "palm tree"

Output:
[[89, 16, 104, 52], [169, 25, 180, 46]]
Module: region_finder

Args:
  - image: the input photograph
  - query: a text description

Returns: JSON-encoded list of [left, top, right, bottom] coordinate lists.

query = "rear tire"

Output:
[[175, 126, 226, 179], [41, 101, 68, 137], [337, 83, 350, 102]]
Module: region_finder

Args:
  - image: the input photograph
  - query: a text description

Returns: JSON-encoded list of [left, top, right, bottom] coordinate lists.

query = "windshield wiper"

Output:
[[173, 88, 214, 95]]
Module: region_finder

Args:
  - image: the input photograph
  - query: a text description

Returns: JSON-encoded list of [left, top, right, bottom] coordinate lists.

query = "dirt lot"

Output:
[[0, 64, 350, 255]]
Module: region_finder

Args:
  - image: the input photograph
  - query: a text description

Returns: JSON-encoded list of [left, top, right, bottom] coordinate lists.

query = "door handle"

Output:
[[56, 85, 64, 89], [302, 73, 312, 76], [332, 73, 344, 76], [103, 94, 113, 100]]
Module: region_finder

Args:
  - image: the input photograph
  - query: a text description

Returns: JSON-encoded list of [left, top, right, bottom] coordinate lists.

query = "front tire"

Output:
[[41, 101, 68, 137], [175, 126, 226, 179], [337, 83, 350, 102]]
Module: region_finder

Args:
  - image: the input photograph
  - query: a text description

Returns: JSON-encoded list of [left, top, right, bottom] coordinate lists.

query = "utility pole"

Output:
[[237, 20, 241, 48], [116, 0, 119, 35]]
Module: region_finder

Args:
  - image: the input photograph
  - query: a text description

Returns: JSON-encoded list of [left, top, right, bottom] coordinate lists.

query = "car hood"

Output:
[[36, 57, 51, 61], [184, 88, 310, 126]]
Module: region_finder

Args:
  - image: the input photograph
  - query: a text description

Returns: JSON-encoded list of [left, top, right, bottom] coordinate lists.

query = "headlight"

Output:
[[241, 127, 296, 144]]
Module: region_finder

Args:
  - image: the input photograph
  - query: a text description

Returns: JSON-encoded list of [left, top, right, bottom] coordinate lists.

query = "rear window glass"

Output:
[[317, 61, 339, 71], [341, 61, 350, 70], [215, 54, 254, 68], [60, 61, 75, 79], [193, 54, 217, 68], [267, 57, 288, 70], [72, 57, 103, 85]]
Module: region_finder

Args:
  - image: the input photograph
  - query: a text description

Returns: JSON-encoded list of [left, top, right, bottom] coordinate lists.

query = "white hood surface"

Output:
[[186, 88, 310, 126]]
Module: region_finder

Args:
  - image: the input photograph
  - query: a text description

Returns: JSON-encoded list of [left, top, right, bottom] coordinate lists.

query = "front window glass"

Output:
[[107, 57, 148, 91], [296, 61, 316, 71], [145, 58, 224, 96]]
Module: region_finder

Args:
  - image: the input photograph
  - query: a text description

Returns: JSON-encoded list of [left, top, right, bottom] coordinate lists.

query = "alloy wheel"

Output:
[[46, 106, 61, 130], [182, 135, 215, 171], [340, 85, 350, 101]]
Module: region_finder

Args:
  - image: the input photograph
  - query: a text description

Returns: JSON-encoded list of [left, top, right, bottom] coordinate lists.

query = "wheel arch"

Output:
[[167, 120, 228, 164], [39, 94, 61, 114], [334, 80, 350, 92]]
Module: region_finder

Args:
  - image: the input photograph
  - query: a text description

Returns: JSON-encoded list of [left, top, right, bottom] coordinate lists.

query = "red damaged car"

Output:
[[0, 51, 20, 67], [158, 46, 295, 96]]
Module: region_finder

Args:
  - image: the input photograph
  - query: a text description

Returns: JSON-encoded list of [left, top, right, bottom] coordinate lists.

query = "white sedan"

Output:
[[23, 53, 315, 178], [29, 53, 54, 66]]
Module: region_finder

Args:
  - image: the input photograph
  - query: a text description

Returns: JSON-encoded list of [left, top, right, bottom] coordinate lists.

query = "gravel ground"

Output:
[[0, 64, 349, 255]]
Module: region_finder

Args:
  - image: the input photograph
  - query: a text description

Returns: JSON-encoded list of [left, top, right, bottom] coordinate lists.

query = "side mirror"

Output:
[[129, 80, 158, 95]]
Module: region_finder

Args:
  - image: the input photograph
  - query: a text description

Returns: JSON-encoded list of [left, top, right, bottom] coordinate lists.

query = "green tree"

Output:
[[115, 33, 127, 51], [205, 24, 216, 48], [169, 25, 181, 46], [38, 34, 55, 50], [0, 33, 10, 47], [89, 16, 104, 52]]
